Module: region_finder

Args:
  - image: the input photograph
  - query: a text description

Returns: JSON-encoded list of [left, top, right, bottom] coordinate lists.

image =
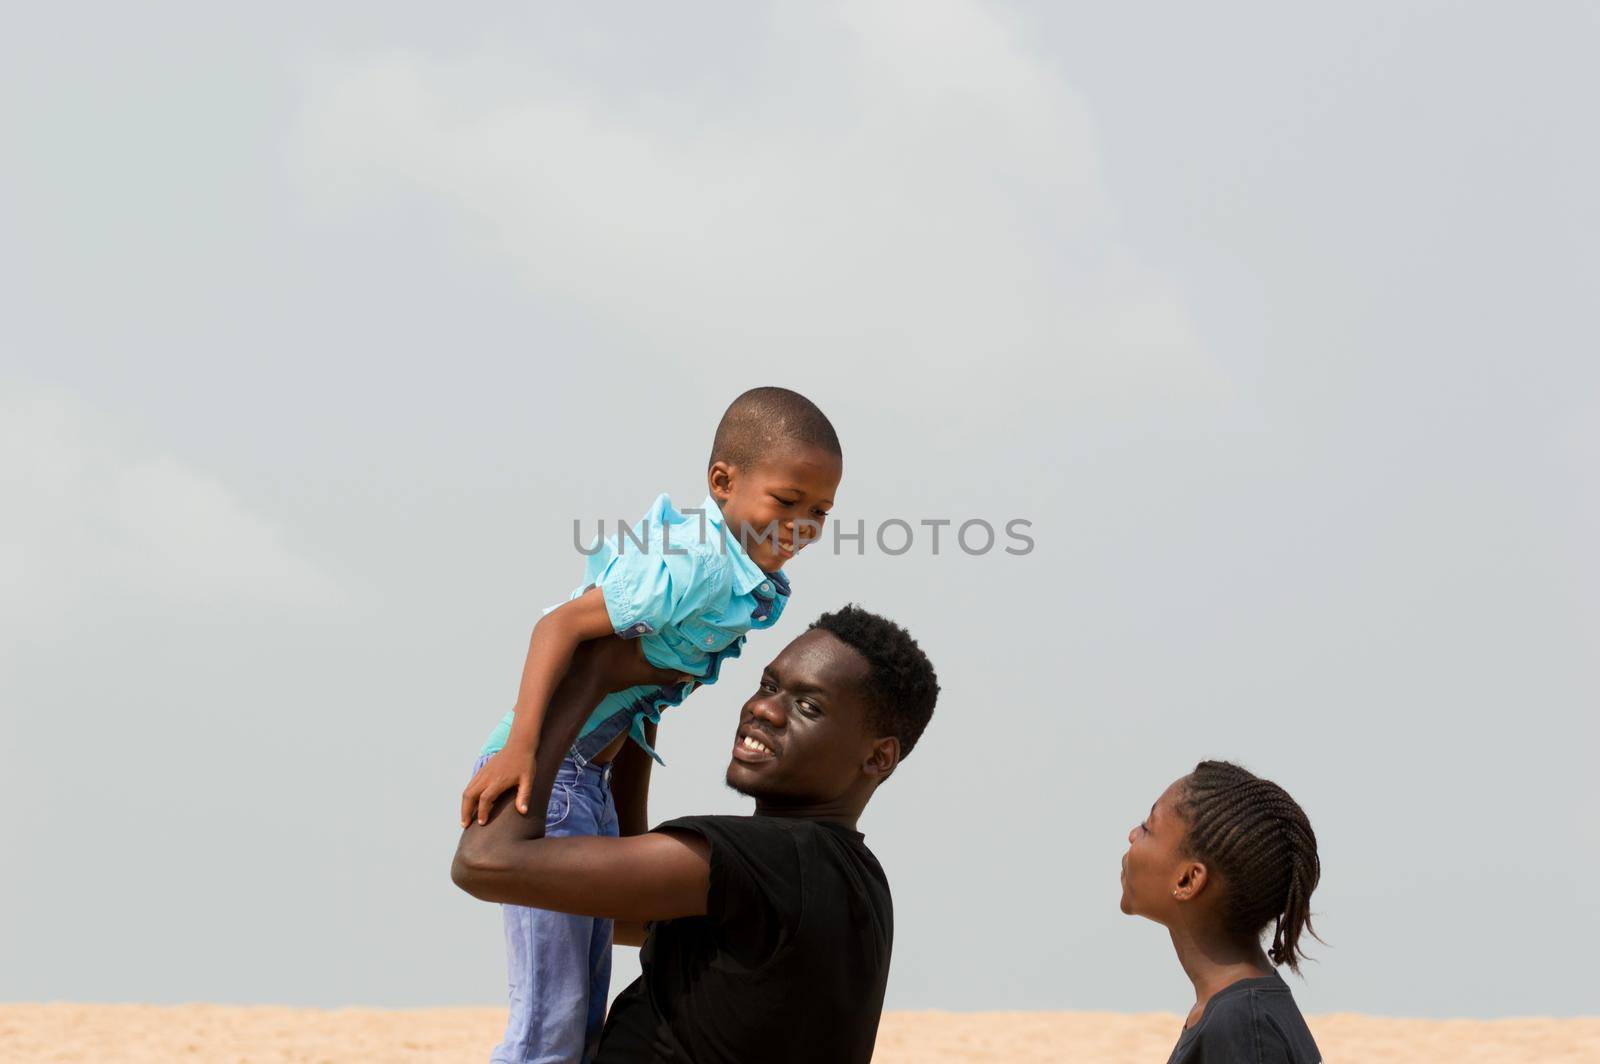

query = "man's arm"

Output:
[[609, 720, 659, 946], [612, 920, 651, 949], [611, 719, 658, 839], [454, 826, 710, 923]]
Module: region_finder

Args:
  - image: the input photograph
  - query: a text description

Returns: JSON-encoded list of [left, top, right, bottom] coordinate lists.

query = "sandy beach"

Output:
[[3, 1005, 1597, 1062]]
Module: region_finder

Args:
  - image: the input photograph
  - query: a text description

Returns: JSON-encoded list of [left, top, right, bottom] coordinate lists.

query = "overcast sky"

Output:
[[4, 1, 1597, 1020]]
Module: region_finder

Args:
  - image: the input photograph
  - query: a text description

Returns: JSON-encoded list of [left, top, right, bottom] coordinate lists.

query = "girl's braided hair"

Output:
[[1178, 760, 1322, 972]]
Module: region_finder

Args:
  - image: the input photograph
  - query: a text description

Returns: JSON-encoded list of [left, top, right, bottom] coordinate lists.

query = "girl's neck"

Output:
[[1168, 923, 1274, 1027]]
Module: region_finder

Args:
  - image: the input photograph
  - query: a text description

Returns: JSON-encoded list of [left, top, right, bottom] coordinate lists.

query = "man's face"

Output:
[[709, 444, 842, 573], [725, 629, 878, 803]]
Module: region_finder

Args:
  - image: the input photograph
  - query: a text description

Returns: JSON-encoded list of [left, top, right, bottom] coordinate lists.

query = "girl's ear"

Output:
[[708, 460, 736, 501], [1173, 861, 1210, 902]]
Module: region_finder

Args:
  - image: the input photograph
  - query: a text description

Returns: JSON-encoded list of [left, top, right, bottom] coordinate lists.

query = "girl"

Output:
[[1120, 761, 1323, 1063]]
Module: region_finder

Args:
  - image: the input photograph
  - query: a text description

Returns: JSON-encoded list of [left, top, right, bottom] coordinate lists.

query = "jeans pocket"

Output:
[[546, 783, 573, 830]]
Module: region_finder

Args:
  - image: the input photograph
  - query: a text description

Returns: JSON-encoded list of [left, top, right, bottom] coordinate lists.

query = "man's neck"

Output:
[[750, 797, 863, 832]]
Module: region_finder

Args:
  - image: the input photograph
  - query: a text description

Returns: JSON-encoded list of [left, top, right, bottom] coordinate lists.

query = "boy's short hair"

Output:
[[708, 387, 842, 472], [809, 605, 939, 762]]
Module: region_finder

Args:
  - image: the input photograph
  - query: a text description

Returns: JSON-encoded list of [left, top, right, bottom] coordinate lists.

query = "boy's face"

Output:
[[709, 444, 842, 573]]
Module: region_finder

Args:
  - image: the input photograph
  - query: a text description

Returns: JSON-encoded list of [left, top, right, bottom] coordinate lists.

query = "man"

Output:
[[453, 605, 940, 1063]]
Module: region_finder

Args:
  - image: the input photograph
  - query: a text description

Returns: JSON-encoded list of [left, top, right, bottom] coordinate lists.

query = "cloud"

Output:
[[0, 383, 343, 634], [288, 0, 1219, 403]]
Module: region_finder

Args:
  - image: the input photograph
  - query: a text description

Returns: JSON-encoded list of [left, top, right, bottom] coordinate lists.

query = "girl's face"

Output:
[[1120, 776, 1192, 922]]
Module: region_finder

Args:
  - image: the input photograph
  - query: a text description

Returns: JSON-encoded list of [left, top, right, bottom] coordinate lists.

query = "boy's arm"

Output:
[[453, 640, 708, 922], [469, 635, 687, 837], [460, 588, 620, 827]]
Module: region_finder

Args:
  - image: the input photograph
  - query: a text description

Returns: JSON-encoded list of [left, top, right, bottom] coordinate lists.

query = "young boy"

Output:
[[460, 386, 843, 1064]]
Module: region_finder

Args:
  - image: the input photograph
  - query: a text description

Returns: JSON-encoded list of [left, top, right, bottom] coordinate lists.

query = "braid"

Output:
[[1178, 761, 1322, 973]]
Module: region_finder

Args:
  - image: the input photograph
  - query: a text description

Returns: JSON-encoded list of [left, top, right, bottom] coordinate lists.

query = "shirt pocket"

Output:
[[674, 617, 737, 658]]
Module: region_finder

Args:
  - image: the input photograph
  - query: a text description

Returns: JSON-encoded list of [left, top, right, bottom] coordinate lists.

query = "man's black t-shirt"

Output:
[[1166, 973, 1321, 1064], [594, 814, 893, 1063]]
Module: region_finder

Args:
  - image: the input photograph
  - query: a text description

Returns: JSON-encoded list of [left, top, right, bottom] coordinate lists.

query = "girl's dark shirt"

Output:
[[1166, 972, 1321, 1064], [594, 814, 893, 1064]]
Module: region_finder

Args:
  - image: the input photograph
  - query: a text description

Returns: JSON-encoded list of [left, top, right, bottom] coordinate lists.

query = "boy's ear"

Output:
[[864, 735, 901, 784], [708, 460, 736, 502]]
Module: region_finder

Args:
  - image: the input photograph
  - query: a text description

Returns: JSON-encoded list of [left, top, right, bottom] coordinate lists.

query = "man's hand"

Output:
[[461, 745, 538, 827]]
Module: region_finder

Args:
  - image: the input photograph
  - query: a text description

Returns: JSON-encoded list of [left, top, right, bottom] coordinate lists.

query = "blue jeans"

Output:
[[471, 753, 619, 1064]]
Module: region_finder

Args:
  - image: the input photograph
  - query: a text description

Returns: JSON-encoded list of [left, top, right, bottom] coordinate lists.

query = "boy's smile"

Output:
[[709, 444, 843, 573]]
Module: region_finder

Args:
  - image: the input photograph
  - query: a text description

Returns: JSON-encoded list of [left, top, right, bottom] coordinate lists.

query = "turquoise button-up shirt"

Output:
[[479, 494, 790, 764]]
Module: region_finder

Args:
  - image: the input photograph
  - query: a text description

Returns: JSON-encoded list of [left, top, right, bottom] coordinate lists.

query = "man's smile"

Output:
[[732, 722, 781, 763]]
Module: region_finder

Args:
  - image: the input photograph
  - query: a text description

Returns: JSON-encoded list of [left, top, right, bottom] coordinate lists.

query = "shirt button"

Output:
[[758, 581, 772, 595], [704, 635, 715, 646]]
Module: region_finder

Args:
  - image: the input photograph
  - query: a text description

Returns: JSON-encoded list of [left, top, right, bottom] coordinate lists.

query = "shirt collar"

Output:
[[700, 494, 787, 596]]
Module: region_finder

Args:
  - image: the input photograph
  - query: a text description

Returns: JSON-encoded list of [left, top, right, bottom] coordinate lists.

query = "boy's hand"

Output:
[[461, 746, 538, 827]]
